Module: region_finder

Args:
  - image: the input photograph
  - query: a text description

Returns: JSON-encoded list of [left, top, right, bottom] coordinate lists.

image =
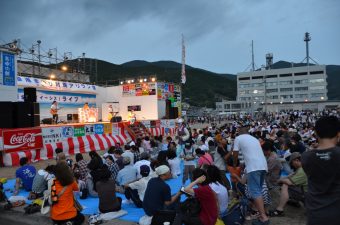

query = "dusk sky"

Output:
[[1, 0, 339, 74]]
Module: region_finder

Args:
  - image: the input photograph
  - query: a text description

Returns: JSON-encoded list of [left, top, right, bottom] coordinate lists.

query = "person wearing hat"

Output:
[[122, 145, 135, 165], [134, 152, 151, 179], [124, 165, 152, 208], [116, 157, 137, 192], [302, 116, 340, 225], [142, 165, 182, 224], [269, 152, 308, 217]]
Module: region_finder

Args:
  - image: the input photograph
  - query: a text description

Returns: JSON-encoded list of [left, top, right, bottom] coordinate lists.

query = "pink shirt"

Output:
[[198, 153, 213, 167]]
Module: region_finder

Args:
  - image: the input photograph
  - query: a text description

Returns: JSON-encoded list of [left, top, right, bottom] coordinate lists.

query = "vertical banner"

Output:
[[1, 52, 16, 86]]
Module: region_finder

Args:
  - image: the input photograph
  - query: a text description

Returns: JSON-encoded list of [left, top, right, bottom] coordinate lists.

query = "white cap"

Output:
[[155, 165, 170, 175]]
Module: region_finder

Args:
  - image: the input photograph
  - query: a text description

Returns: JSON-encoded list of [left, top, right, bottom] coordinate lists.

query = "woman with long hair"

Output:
[[51, 162, 84, 225]]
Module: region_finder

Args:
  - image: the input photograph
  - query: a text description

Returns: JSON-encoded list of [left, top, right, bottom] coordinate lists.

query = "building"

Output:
[[216, 65, 340, 113]]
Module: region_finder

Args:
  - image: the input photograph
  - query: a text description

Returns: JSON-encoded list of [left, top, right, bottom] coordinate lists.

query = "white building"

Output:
[[216, 65, 340, 113]]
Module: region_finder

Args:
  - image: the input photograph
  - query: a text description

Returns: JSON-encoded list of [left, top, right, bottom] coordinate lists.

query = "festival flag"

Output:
[[181, 34, 186, 84]]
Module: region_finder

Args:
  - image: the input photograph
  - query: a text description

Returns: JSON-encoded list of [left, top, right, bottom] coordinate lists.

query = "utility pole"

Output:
[[251, 40, 255, 71]]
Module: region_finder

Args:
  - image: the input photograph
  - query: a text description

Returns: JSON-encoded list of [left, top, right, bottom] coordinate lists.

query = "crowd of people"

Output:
[[6, 109, 340, 225]]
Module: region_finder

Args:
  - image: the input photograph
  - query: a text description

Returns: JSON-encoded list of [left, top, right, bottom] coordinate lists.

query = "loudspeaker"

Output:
[[67, 114, 79, 123], [24, 87, 37, 102], [14, 102, 40, 128], [42, 118, 53, 124], [110, 116, 122, 122], [0, 102, 15, 128], [165, 100, 171, 119], [173, 107, 178, 119]]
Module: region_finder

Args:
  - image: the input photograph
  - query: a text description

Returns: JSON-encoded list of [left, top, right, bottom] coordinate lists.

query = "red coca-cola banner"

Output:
[[3, 128, 43, 152]]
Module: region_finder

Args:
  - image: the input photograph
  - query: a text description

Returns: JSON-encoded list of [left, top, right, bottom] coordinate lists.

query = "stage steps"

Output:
[[127, 122, 151, 140]]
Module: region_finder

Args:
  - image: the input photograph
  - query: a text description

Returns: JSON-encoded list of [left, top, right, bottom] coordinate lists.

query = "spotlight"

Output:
[[61, 65, 68, 71], [50, 74, 56, 79], [127, 80, 131, 84], [139, 79, 143, 83], [131, 79, 134, 83], [144, 78, 147, 82], [120, 81, 124, 85], [320, 96, 324, 100], [151, 77, 156, 82]]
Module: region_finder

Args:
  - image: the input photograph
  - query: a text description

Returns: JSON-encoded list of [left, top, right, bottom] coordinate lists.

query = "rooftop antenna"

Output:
[[244, 40, 257, 72], [301, 32, 318, 66]]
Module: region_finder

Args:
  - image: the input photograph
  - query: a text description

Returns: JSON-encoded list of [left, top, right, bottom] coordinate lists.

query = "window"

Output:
[[266, 75, 277, 78], [267, 88, 278, 93], [280, 95, 293, 99], [239, 90, 250, 95], [232, 104, 241, 109], [310, 93, 324, 98], [309, 78, 325, 83], [224, 104, 230, 109], [254, 96, 264, 100], [295, 94, 308, 99], [267, 82, 277, 87], [310, 71, 324, 75], [309, 86, 324, 90], [239, 77, 250, 81], [240, 97, 251, 101], [280, 73, 292, 77], [252, 76, 264, 80], [295, 87, 308, 91], [280, 81, 293, 85], [239, 84, 251, 88], [295, 72, 308, 76], [253, 83, 264, 87], [280, 88, 293, 92], [294, 79, 308, 84], [268, 95, 279, 99]]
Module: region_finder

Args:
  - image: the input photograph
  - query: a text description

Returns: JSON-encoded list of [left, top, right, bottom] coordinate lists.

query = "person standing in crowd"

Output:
[[233, 124, 269, 225], [176, 118, 190, 150], [51, 162, 84, 225], [50, 101, 61, 124], [13, 157, 36, 195], [180, 142, 196, 186], [302, 116, 340, 225], [195, 148, 213, 168]]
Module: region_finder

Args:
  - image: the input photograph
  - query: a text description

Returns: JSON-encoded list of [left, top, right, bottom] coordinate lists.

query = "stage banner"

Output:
[[85, 125, 95, 135], [73, 125, 85, 137], [42, 127, 63, 145], [103, 123, 112, 134], [62, 126, 74, 138], [3, 128, 43, 151], [141, 120, 151, 128], [112, 123, 119, 135], [160, 119, 176, 128], [94, 124, 104, 134], [17, 76, 97, 93]]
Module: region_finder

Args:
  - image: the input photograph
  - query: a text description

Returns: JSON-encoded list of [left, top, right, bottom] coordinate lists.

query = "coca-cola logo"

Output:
[[10, 133, 36, 145]]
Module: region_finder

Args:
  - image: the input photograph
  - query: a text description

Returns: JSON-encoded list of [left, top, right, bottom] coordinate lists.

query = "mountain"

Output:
[[84, 59, 237, 107]]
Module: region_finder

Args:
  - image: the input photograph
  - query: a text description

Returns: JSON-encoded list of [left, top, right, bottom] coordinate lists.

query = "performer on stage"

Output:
[[83, 102, 90, 111], [50, 101, 60, 124], [108, 105, 114, 121], [128, 110, 136, 125]]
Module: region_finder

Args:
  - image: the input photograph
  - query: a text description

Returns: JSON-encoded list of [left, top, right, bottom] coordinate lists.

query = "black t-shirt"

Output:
[[302, 147, 340, 212], [143, 177, 171, 216]]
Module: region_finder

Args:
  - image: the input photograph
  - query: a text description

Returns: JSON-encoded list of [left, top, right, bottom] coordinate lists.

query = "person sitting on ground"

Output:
[[167, 150, 181, 178], [142, 165, 182, 224], [134, 152, 151, 179], [178, 168, 218, 225], [113, 149, 124, 170], [206, 165, 229, 223], [269, 152, 308, 217], [51, 162, 84, 225], [116, 157, 137, 193], [122, 145, 135, 165], [13, 157, 36, 195], [55, 148, 63, 162], [131, 145, 141, 163], [87, 151, 104, 192], [262, 141, 282, 190], [30, 165, 55, 199], [104, 155, 120, 181], [73, 153, 88, 181], [196, 148, 213, 168], [124, 165, 152, 208], [96, 165, 122, 213]]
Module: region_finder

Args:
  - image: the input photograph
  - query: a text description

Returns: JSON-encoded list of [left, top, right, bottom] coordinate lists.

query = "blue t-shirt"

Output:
[[16, 165, 36, 191], [143, 177, 171, 216]]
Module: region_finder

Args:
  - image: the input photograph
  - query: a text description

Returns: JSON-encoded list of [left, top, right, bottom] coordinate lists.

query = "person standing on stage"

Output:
[[50, 101, 60, 124], [108, 105, 114, 121], [83, 102, 90, 111]]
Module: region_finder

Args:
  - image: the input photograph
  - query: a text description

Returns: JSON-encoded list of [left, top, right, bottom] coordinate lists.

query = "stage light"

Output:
[[120, 81, 124, 85], [151, 77, 156, 82], [61, 65, 68, 71], [139, 79, 143, 83], [131, 79, 134, 83], [50, 74, 56, 79], [144, 78, 147, 82], [127, 80, 131, 84]]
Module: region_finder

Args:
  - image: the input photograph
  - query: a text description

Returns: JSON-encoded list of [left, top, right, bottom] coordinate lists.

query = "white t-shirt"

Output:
[[209, 182, 228, 214], [168, 158, 181, 176], [199, 144, 209, 152], [128, 176, 152, 201], [233, 134, 267, 173], [122, 150, 134, 165], [134, 160, 151, 179]]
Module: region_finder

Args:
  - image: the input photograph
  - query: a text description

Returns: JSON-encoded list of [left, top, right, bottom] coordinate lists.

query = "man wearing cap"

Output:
[[142, 165, 182, 223], [122, 145, 135, 165], [124, 165, 152, 208], [232, 124, 269, 225], [116, 157, 137, 192], [134, 152, 151, 179], [269, 152, 307, 217]]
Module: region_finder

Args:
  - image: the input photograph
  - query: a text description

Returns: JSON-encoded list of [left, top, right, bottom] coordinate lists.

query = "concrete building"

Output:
[[216, 65, 340, 113]]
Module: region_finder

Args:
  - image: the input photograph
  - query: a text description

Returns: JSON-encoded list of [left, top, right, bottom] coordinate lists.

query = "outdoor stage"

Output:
[[0, 119, 177, 167]]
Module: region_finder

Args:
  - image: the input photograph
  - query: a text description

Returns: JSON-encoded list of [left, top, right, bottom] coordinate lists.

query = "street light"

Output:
[[50, 74, 56, 79], [61, 65, 68, 71]]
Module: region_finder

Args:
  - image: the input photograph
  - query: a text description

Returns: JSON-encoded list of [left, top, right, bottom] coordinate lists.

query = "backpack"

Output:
[[224, 197, 248, 225], [180, 197, 201, 217]]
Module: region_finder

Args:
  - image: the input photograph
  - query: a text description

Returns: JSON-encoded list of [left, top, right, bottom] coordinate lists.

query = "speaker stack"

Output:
[[110, 116, 122, 122], [165, 99, 177, 119]]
